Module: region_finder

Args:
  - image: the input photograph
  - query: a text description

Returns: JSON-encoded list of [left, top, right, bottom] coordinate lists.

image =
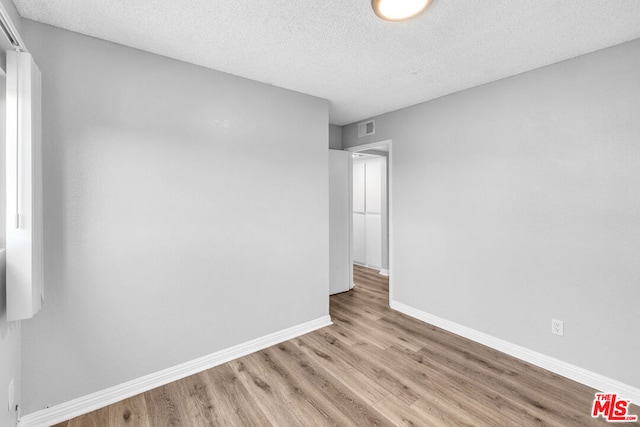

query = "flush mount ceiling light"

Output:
[[372, 0, 433, 21]]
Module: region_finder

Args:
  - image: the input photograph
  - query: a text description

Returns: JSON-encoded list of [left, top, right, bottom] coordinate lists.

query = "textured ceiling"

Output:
[[12, 0, 640, 125]]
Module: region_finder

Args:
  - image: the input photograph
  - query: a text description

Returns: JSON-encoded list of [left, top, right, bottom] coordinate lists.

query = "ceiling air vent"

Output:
[[358, 120, 375, 138]]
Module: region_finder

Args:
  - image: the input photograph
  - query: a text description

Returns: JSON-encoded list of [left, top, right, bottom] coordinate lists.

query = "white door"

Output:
[[352, 155, 383, 270], [329, 150, 353, 295]]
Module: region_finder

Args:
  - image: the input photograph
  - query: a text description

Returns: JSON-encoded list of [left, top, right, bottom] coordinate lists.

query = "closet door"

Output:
[[352, 155, 382, 269], [364, 157, 382, 269]]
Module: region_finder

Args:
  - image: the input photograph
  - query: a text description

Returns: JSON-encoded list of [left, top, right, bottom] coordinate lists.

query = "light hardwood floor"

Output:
[[53, 265, 637, 426]]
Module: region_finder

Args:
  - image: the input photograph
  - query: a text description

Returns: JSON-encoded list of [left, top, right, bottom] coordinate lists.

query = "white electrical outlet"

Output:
[[8, 380, 14, 412], [552, 319, 564, 336]]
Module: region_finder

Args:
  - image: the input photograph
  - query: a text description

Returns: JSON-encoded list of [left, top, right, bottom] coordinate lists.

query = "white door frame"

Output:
[[345, 140, 393, 302]]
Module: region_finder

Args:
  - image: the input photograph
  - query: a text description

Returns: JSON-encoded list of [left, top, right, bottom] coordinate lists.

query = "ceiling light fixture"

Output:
[[372, 0, 432, 21]]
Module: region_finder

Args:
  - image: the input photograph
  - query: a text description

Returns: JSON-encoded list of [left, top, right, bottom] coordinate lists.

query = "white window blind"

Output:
[[6, 50, 43, 321]]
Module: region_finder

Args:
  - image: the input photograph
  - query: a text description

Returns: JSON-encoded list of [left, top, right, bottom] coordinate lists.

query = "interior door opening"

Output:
[[346, 140, 392, 298]]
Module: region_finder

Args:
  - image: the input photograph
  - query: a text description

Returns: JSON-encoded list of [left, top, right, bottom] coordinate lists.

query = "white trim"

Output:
[[18, 316, 332, 427], [348, 154, 354, 290], [378, 269, 389, 276], [345, 139, 392, 152], [390, 300, 640, 404], [354, 261, 380, 270], [387, 141, 393, 300]]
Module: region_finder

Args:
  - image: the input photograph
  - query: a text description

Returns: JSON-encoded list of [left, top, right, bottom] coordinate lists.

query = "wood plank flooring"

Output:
[[53, 265, 638, 426]]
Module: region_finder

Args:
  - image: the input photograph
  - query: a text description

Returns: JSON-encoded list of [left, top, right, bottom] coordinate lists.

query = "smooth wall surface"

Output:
[[21, 20, 329, 413], [329, 124, 342, 149], [0, 249, 20, 427], [344, 39, 640, 388]]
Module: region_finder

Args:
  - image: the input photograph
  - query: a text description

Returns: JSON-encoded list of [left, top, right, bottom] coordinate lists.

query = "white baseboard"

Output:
[[378, 269, 389, 276], [18, 316, 332, 427], [390, 300, 640, 404]]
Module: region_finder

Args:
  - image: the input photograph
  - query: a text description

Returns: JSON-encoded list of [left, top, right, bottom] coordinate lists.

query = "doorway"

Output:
[[346, 140, 392, 299]]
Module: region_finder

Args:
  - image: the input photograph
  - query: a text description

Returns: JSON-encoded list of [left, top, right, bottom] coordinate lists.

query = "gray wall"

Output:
[[21, 20, 330, 413], [0, 250, 18, 427], [0, 0, 22, 420], [329, 124, 342, 149], [344, 39, 640, 388]]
